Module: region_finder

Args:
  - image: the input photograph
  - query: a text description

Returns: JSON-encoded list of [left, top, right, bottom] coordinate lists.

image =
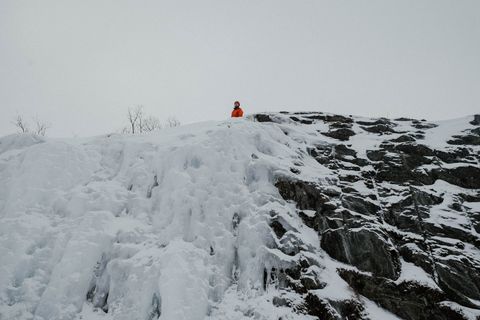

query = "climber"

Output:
[[231, 101, 243, 117]]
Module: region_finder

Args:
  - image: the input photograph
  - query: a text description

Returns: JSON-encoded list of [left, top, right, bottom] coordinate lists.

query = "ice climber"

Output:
[[231, 101, 243, 117]]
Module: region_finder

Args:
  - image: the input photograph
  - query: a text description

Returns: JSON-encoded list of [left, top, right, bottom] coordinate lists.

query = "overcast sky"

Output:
[[1, 1, 479, 137]]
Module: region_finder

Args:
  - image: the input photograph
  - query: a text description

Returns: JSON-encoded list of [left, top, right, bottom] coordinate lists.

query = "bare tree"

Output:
[[144, 115, 163, 131], [127, 105, 144, 134], [120, 106, 180, 134], [164, 116, 181, 128], [32, 115, 52, 136], [11, 113, 30, 133], [11, 113, 52, 136], [118, 126, 131, 134]]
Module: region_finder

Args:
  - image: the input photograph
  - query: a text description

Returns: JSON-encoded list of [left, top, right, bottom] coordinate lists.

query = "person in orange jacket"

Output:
[[231, 101, 243, 117]]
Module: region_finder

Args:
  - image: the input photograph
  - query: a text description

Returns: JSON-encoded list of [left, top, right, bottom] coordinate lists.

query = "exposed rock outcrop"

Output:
[[261, 112, 480, 319]]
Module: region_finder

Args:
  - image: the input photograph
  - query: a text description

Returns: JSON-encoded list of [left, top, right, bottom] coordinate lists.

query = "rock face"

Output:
[[259, 112, 480, 319]]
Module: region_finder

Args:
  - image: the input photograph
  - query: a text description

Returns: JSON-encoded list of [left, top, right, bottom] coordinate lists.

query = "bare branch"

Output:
[[31, 115, 52, 136], [165, 116, 181, 128], [11, 113, 30, 133], [143, 115, 163, 131], [127, 105, 144, 134], [122, 106, 180, 134]]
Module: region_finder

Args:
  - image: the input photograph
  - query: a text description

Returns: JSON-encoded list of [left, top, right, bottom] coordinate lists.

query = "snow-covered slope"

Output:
[[0, 113, 479, 320]]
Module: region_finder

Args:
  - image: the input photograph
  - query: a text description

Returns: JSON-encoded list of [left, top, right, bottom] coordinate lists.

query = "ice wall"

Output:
[[0, 119, 316, 320]]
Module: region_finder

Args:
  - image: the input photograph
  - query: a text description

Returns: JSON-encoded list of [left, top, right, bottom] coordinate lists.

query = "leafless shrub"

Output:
[[120, 105, 180, 134], [32, 115, 51, 136], [127, 105, 144, 134], [11, 113, 52, 136], [144, 115, 163, 131], [11, 113, 30, 133], [164, 116, 181, 128]]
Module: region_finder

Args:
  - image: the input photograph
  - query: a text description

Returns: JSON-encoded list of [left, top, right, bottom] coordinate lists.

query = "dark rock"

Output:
[[391, 135, 416, 143], [413, 132, 426, 139], [290, 116, 313, 124], [321, 228, 401, 279], [367, 145, 438, 185], [395, 117, 415, 121], [411, 188, 444, 206], [435, 148, 471, 164], [298, 207, 336, 233], [303, 294, 340, 320], [282, 258, 327, 295], [394, 143, 434, 156], [470, 114, 480, 125], [298, 211, 318, 229], [309, 143, 369, 168], [448, 125, 480, 145], [338, 174, 363, 183], [455, 242, 466, 250], [275, 179, 328, 211], [336, 300, 369, 320], [290, 167, 300, 174], [338, 269, 469, 320], [399, 243, 435, 275], [360, 124, 396, 134], [321, 128, 356, 141], [268, 111, 480, 318], [433, 166, 480, 189], [255, 114, 273, 122], [341, 194, 381, 216], [300, 276, 325, 291], [374, 162, 434, 185], [272, 296, 289, 307], [448, 134, 480, 145], [424, 222, 474, 244], [293, 112, 318, 115], [323, 187, 341, 197], [436, 257, 480, 302], [384, 188, 443, 232], [334, 144, 357, 157], [307, 114, 354, 123], [411, 121, 438, 129], [405, 153, 434, 168], [270, 220, 287, 238], [357, 118, 392, 126], [329, 122, 353, 129], [366, 150, 386, 162], [319, 209, 362, 230], [384, 208, 423, 233], [279, 233, 308, 256], [353, 158, 370, 167], [301, 293, 370, 320]]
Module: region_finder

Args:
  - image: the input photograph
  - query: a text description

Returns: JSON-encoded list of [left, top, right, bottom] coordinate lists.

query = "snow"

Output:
[[361, 298, 402, 320], [0, 113, 479, 319], [396, 258, 438, 289], [1, 118, 317, 319]]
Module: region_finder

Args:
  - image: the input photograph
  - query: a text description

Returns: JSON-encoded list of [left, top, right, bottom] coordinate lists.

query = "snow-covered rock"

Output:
[[0, 112, 479, 320]]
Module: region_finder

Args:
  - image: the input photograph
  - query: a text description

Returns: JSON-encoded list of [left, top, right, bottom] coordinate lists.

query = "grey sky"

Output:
[[1, 1, 479, 137]]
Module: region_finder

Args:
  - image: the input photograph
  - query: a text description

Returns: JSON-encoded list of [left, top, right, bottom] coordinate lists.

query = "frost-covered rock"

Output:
[[0, 113, 479, 320]]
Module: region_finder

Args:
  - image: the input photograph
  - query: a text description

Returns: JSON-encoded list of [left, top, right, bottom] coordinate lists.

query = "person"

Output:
[[231, 101, 243, 117]]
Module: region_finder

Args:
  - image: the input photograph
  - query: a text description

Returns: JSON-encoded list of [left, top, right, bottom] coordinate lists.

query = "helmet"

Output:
[[234, 101, 240, 107]]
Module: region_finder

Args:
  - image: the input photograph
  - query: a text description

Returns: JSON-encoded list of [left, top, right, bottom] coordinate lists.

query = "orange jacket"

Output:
[[232, 107, 243, 117]]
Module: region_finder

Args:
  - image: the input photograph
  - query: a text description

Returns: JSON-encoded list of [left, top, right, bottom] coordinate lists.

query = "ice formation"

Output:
[[1, 113, 479, 320]]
